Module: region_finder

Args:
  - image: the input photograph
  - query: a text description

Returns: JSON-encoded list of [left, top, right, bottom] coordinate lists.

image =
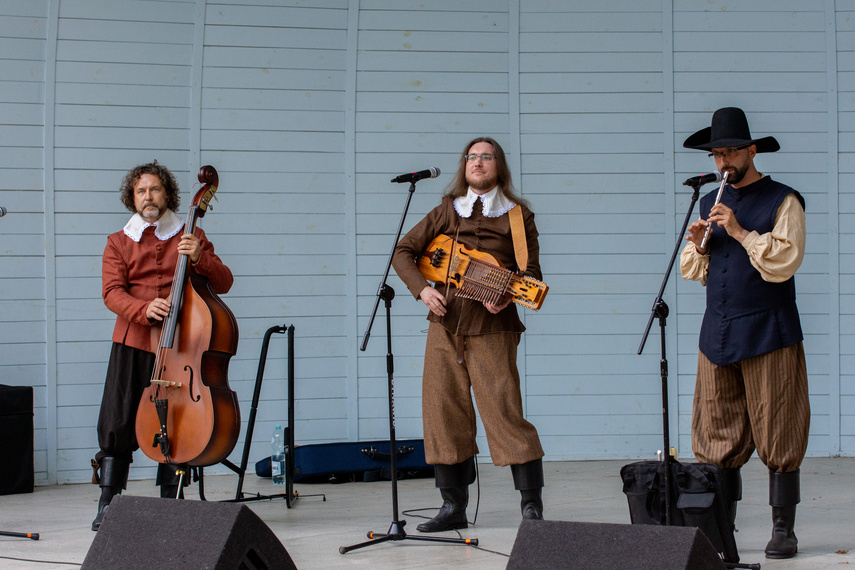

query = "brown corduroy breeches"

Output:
[[691, 343, 810, 473], [421, 322, 544, 466]]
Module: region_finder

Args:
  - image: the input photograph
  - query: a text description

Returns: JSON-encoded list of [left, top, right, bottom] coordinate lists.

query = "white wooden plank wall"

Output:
[[519, 0, 668, 460], [0, 0, 50, 482], [354, 0, 513, 455], [0, 0, 852, 485], [199, 1, 353, 480], [838, 0, 855, 453], [672, 1, 835, 458], [51, 0, 197, 483]]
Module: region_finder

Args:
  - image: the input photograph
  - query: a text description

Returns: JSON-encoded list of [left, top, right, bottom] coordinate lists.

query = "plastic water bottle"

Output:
[[271, 424, 286, 485]]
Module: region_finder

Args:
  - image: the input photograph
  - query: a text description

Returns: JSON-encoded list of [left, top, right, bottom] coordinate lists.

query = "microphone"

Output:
[[683, 171, 723, 187], [391, 167, 440, 184], [0, 206, 7, 217]]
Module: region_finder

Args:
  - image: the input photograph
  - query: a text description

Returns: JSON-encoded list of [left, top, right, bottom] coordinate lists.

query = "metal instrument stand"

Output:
[[198, 324, 324, 506]]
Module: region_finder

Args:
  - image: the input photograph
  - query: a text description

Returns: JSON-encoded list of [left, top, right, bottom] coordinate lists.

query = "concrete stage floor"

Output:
[[1, 457, 853, 569]]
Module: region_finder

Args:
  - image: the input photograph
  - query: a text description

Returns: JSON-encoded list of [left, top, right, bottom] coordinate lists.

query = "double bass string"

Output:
[[151, 204, 196, 393]]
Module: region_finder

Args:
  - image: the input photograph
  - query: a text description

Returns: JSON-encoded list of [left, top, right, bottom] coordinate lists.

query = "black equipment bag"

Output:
[[621, 460, 681, 527], [620, 460, 739, 563]]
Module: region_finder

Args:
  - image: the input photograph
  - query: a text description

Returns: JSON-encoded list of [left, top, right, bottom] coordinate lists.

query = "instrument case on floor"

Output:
[[257, 438, 434, 483]]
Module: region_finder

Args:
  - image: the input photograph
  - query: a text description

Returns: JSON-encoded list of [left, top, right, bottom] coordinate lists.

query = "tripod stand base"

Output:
[[225, 489, 327, 507], [0, 530, 39, 540], [339, 519, 478, 554]]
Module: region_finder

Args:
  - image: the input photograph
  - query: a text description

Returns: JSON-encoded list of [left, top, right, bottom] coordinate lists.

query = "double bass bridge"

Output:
[[150, 364, 197, 401], [151, 379, 183, 388]]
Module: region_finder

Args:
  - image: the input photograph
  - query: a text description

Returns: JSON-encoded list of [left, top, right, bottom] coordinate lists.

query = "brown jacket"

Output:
[[392, 195, 541, 336]]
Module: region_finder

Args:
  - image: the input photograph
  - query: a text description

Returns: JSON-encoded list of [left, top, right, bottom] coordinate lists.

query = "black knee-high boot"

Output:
[[91, 457, 130, 531], [156, 463, 189, 499], [765, 470, 800, 559], [511, 458, 544, 520], [417, 457, 476, 533], [720, 467, 742, 532]]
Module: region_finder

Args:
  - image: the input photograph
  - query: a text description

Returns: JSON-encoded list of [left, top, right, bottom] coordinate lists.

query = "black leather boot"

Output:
[[417, 458, 475, 533], [765, 470, 800, 559], [720, 467, 742, 533], [416, 486, 469, 532], [520, 488, 543, 520], [511, 458, 544, 520], [156, 463, 188, 499], [91, 457, 130, 531]]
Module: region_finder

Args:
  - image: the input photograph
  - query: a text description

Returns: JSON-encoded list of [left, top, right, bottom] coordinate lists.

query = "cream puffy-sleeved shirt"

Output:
[[680, 192, 805, 286]]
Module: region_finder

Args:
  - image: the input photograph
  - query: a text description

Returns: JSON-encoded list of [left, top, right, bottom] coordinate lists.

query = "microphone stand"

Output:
[[340, 180, 478, 554], [637, 181, 703, 527], [638, 183, 759, 570]]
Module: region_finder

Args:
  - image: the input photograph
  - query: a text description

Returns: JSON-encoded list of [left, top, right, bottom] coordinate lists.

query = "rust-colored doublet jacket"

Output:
[[102, 224, 233, 353], [392, 195, 541, 336]]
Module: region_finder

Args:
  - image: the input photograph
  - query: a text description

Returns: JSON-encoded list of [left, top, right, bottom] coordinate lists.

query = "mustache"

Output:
[[139, 203, 164, 217]]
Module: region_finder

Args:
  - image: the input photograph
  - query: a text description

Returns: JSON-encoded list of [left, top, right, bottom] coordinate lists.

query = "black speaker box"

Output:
[[0, 384, 34, 495], [82, 495, 297, 569], [507, 520, 726, 570]]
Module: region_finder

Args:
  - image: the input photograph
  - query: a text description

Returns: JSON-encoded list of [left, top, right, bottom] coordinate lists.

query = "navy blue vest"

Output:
[[698, 176, 805, 366]]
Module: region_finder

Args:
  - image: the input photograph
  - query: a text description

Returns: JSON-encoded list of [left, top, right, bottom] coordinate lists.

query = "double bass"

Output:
[[135, 165, 240, 467]]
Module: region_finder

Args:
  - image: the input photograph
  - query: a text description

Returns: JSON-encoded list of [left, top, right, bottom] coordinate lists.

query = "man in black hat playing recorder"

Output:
[[680, 107, 809, 559]]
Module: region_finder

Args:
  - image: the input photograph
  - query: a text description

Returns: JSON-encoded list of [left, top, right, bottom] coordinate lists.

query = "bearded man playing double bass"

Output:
[[91, 161, 233, 531]]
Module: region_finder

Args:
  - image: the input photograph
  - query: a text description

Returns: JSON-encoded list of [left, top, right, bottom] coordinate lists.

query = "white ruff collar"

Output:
[[123, 209, 184, 243], [453, 187, 516, 218]]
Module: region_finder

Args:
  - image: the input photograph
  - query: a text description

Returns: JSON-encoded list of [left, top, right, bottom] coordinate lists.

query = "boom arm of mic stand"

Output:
[[638, 184, 701, 355], [361, 181, 416, 352]]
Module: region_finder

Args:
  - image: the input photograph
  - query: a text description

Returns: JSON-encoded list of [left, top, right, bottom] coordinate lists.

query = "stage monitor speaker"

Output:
[[82, 495, 297, 569], [507, 520, 726, 570]]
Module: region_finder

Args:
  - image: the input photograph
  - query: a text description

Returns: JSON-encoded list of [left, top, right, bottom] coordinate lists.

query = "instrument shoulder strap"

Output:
[[508, 204, 528, 273]]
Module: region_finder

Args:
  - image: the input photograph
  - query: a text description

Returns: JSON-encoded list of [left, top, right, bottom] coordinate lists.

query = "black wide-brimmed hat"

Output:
[[683, 107, 779, 153]]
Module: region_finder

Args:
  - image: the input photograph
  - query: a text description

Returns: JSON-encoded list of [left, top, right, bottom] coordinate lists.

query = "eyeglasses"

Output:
[[464, 154, 495, 162], [708, 144, 751, 160]]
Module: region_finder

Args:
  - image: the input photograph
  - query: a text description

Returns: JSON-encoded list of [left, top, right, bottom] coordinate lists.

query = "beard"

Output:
[[722, 162, 749, 185], [466, 173, 498, 191], [139, 203, 165, 222]]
